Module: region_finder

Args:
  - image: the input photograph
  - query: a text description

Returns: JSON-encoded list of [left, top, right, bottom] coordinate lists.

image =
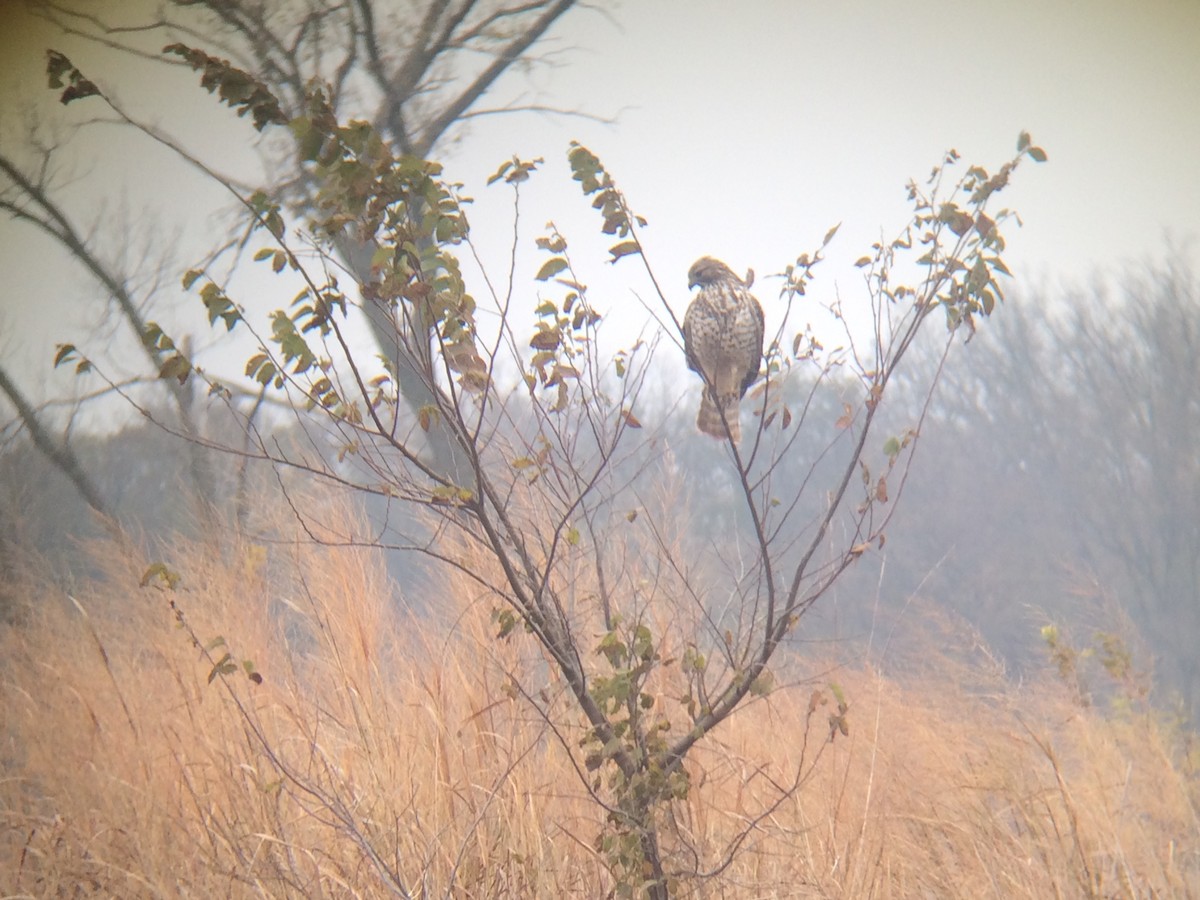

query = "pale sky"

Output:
[[1, 0, 1198, 413], [446, 0, 1200, 292]]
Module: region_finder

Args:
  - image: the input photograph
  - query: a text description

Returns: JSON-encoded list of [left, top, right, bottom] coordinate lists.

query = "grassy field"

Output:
[[2, 502, 1197, 898]]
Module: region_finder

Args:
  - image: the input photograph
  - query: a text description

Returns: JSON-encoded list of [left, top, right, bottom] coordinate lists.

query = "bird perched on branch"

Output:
[[683, 256, 765, 442]]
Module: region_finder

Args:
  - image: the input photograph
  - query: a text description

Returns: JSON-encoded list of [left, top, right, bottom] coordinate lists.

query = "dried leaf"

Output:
[[835, 403, 853, 430], [535, 258, 568, 281], [529, 329, 561, 351], [608, 240, 640, 261]]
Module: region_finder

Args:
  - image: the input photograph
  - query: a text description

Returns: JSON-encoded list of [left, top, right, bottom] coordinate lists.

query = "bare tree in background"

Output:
[[0, 145, 222, 529], [1055, 264, 1200, 677], [906, 261, 1200, 718], [1, 0, 588, 516]]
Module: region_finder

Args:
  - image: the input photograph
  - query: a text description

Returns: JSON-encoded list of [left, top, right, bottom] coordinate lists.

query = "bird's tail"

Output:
[[697, 390, 741, 442]]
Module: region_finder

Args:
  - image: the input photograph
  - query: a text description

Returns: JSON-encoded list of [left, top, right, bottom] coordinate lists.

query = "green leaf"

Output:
[[289, 116, 323, 161], [535, 257, 568, 281], [200, 285, 241, 331], [431, 484, 474, 505], [883, 436, 901, 460], [495, 608, 517, 640], [255, 360, 278, 387], [370, 245, 394, 270], [207, 652, 234, 684], [750, 670, 774, 697], [568, 142, 604, 194], [139, 562, 181, 589], [270, 311, 316, 373], [244, 352, 268, 378], [142, 321, 171, 351]]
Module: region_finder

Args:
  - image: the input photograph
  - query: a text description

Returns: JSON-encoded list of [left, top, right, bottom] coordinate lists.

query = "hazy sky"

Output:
[[1, 0, 1198, 408], [452, 0, 1200, 289]]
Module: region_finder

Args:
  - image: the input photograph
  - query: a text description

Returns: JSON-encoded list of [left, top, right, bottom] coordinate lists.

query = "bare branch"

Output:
[[413, 0, 577, 156], [0, 363, 111, 519]]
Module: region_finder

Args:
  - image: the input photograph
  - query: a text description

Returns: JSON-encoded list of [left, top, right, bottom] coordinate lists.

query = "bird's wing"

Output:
[[739, 290, 766, 397], [682, 298, 703, 374]]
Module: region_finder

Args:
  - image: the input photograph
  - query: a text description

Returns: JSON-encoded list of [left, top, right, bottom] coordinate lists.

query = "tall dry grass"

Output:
[[2, 498, 1197, 898]]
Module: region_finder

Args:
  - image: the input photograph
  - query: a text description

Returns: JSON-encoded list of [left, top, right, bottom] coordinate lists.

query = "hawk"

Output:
[[683, 256, 765, 442]]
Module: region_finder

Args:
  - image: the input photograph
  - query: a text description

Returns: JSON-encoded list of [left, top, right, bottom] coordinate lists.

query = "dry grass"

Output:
[[2, 502, 1197, 898]]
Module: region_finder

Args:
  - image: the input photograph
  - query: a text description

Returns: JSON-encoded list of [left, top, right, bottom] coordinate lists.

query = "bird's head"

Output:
[[688, 256, 739, 289]]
